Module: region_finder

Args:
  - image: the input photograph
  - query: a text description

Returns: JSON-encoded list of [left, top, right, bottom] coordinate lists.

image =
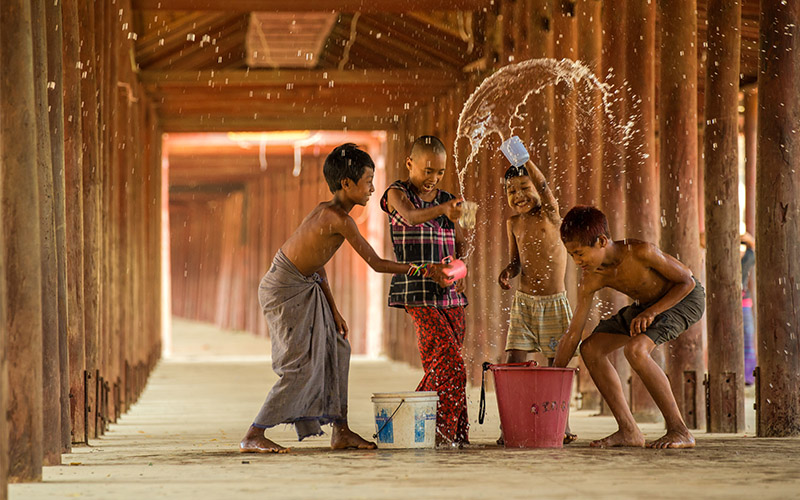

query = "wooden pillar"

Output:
[[659, 0, 705, 430], [0, 249, 6, 498], [625, 0, 662, 422], [1, 0, 44, 481], [525, 0, 555, 177], [755, 0, 800, 437], [552, 0, 578, 213], [743, 90, 757, 235], [78, 0, 100, 439], [576, 0, 602, 206], [598, 0, 631, 412], [704, 0, 744, 433], [31, 0, 62, 466], [44, 0, 71, 454], [62, 0, 86, 444]]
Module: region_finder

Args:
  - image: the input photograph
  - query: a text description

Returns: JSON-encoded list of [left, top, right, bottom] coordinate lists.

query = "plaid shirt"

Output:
[[380, 180, 468, 309]]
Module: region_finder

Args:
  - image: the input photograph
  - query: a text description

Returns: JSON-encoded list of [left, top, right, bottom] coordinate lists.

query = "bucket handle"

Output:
[[478, 361, 538, 425], [478, 362, 491, 424], [372, 398, 405, 439]]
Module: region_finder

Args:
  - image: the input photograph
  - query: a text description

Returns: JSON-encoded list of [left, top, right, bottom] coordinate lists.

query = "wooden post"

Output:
[[552, 0, 578, 213], [31, 0, 62, 466], [524, 0, 555, 178], [704, 0, 744, 433], [598, 0, 631, 412], [1, 0, 44, 481], [625, 0, 662, 422], [61, 0, 86, 444], [755, 0, 800, 437], [44, 0, 71, 454], [0, 249, 6, 499], [576, 0, 602, 206], [743, 90, 757, 235], [659, 0, 705, 431], [78, 0, 100, 439]]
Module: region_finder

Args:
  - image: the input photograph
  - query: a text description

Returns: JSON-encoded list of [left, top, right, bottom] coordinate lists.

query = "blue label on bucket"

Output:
[[375, 409, 394, 443], [414, 409, 436, 443]]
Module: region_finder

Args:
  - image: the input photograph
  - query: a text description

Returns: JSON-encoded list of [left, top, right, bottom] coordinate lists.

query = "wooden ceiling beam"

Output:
[[133, 0, 493, 12], [159, 114, 401, 132], [140, 68, 460, 88]]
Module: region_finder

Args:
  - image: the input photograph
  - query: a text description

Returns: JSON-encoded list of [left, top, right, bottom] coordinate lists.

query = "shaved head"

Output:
[[409, 135, 446, 159]]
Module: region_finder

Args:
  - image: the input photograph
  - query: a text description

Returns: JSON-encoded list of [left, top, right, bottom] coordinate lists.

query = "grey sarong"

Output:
[[252, 249, 351, 440]]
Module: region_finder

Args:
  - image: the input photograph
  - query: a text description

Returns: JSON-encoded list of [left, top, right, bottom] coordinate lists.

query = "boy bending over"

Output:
[[240, 143, 449, 453], [554, 206, 705, 449], [498, 160, 575, 444]]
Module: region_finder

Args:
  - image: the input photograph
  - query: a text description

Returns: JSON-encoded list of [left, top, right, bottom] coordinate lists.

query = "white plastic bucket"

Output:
[[371, 391, 438, 449]]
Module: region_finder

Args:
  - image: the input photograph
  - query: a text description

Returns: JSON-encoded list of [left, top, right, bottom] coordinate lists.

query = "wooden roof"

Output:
[[132, 1, 762, 132]]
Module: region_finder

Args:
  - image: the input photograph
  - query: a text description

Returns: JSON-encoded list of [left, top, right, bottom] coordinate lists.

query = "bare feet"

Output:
[[331, 425, 377, 450], [239, 436, 289, 454], [589, 429, 645, 448], [647, 429, 695, 449], [496, 435, 504, 446]]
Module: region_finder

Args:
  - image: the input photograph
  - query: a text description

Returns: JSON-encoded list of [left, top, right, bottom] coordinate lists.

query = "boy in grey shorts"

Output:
[[555, 206, 705, 450]]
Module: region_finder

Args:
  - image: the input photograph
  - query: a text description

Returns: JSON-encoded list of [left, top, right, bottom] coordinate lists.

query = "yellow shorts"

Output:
[[505, 290, 573, 358]]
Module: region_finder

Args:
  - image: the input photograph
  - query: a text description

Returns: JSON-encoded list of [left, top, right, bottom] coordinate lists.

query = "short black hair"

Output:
[[560, 205, 612, 246], [323, 143, 374, 193], [409, 135, 446, 158], [502, 164, 532, 189]]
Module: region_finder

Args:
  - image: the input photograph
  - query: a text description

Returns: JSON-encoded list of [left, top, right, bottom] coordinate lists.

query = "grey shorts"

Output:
[[593, 278, 705, 345]]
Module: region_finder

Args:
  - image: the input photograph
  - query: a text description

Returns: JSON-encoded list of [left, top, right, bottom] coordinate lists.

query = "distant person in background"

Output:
[[741, 232, 756, 386]]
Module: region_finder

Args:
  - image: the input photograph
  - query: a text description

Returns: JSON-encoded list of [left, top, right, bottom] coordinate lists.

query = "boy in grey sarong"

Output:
[[240, 143, 451, 453]]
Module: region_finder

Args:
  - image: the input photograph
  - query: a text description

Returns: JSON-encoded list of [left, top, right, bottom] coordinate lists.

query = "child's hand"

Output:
[[441, 198, 464, 222], [333, 310, 349, 339], [630, 310, 656, 336], [498, 268, 513, 290], [425, 263, 452, 288]]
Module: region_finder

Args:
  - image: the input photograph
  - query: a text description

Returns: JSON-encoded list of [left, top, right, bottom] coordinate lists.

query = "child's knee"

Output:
[[579, 335, 602, 361], [623, 339, 650, 367]]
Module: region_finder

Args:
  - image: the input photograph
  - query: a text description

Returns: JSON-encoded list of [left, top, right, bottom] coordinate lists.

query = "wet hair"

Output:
[[323, 143, 374, 193], [502, 164, 532, 189], [560, 205, 611, 246], [409, 135, 446, 158]]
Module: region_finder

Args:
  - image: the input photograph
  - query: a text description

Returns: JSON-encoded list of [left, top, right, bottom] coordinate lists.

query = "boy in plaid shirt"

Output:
[[380, 136, 469, 446]]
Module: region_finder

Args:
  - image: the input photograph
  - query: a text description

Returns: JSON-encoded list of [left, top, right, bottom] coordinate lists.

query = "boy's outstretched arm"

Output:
[[317, 266, 348, 338], [339, 213, 450, 286], [386, 188, 463, 225], [498, 220, 520, 290], [553, 279, 598, 367], [629, 244, 696, 335], [525, 160, 560, 222]]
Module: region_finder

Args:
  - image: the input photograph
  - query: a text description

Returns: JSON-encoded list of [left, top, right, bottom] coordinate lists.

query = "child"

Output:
[[554, 206, 705, 449], [497, 160, 575, 444], [240, 143, 449, 453], [380, 135, 469, 446]]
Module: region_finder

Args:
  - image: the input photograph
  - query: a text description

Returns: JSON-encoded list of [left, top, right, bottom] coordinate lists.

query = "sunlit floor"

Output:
[[11, 318, 800, 499]]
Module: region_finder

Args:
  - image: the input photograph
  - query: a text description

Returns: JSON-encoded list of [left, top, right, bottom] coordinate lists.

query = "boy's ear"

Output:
[[596, 235, 609, 248], [405, 156, 413, 171], [341, 177, 352, 190]]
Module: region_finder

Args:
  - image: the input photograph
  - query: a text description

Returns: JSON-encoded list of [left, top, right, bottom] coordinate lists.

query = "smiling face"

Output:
[[505, 175, 541, 214], [407, 151, 446, 196], [343, 166, 375, 206], [564, 237, 607, 272]]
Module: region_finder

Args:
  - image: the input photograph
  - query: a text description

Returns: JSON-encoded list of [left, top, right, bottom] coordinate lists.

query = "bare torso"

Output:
[[511, 210, 567, 295], [591, 240, 674, 304], [280, 202, 348, 276]]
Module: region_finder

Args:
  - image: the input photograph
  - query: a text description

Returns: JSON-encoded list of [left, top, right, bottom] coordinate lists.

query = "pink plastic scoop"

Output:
[[441, 256, 467, 285]]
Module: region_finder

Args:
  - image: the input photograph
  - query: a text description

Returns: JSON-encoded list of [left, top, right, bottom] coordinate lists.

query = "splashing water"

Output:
[[453, 58, 636, 257]]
